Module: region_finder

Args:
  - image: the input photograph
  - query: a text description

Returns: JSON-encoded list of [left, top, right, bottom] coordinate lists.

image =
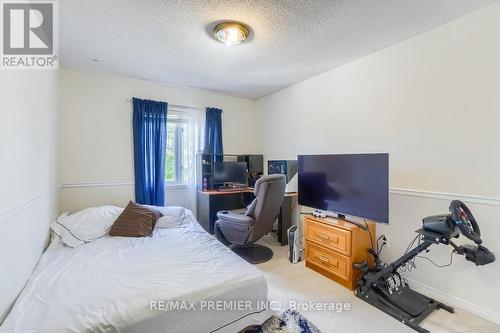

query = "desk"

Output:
[[196, 189, 298, 246], [197, 189, 254, 234]]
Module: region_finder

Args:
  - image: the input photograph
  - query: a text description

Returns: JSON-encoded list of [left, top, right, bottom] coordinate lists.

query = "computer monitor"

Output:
[[213, 162, 248, 186]]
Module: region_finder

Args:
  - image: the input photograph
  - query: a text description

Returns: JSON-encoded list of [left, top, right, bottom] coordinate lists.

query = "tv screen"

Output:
[[298, 154, 389, 224], [213, 162, 248, 185]]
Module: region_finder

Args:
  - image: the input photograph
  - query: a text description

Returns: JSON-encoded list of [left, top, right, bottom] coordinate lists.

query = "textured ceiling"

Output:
[[59, 0, 497, 99]]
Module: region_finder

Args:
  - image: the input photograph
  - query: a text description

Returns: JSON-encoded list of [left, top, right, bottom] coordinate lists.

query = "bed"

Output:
[[0, 208, 272, 333]]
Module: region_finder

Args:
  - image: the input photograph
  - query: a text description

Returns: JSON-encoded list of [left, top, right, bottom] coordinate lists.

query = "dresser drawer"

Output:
[[306, 220, 351, 255], [306, 242, 351, 281]]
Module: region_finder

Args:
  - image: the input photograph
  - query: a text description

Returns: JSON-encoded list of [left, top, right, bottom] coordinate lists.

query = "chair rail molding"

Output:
[[61, 181, 187, 190], [60, 182, 500, 206], [0, 185, 61, 223], [390, 187, 500, 207], [62, 181, 134, 188]]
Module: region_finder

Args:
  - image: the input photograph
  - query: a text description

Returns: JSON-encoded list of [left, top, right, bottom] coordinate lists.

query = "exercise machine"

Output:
[[353, 200, 495, 333]]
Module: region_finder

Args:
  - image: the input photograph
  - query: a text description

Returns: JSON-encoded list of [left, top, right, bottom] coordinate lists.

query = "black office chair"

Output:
[[214, 174, 286, 264]]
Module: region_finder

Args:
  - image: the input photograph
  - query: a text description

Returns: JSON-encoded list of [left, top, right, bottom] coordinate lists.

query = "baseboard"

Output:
[[406, 278, 500, 325]]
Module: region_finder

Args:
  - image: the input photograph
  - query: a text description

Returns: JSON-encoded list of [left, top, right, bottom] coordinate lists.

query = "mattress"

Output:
[[0, 212, 271, 333]]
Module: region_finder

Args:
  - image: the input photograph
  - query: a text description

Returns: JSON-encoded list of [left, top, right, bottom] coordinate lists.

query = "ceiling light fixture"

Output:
[[213, 21, 249, 46]]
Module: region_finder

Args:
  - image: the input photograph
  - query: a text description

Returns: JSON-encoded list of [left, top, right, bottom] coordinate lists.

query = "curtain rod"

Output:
[[126, 98, 202, 111]]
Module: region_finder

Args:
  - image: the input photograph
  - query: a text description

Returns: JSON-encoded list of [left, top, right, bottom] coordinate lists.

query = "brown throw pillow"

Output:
[[109, 201, 162, 237]]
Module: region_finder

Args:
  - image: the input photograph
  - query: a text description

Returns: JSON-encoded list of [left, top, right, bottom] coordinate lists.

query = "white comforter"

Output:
[[0, 213, 269, 333]]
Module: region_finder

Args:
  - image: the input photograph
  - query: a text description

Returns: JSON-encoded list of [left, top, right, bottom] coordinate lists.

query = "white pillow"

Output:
[[144, 205, 189, 228], [50, 206, 124, 247]]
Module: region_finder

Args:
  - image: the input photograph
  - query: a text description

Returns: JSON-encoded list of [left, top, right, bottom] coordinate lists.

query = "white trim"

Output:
[[58, 182, 500, 207], [390, 187, 500, 207], [406, 278, 500, 325], [164, 184, 188, 190], [61, 181, 187, 190], [62, 181, 134, 188], [0, 185, 61, 223]]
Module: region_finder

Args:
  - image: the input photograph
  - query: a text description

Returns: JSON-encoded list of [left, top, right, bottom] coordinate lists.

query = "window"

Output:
[[165, 116, 188, 185], [164, 107, 200, 191]]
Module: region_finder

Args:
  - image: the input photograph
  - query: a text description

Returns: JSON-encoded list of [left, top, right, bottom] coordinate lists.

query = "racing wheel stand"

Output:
[[353, 201, 495, 333], [354, 229, 455, 333]]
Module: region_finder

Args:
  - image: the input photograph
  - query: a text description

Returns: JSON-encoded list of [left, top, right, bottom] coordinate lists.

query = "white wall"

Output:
[[256, 2, 500, 324], [0, 70, 59, 322], [59, 68, 259, 213]]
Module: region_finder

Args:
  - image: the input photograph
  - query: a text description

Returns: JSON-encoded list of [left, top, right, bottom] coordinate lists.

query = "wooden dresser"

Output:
[[304, 215, 375, 290]]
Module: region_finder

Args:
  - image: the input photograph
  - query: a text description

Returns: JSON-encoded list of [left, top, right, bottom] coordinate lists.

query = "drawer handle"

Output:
[[317, 233, 340, 243], [318, 256, 339, 267], [319, 233, 329, 240]]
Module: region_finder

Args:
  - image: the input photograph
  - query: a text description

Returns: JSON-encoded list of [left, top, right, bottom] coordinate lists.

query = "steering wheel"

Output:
[[449, 200, 481, 244]]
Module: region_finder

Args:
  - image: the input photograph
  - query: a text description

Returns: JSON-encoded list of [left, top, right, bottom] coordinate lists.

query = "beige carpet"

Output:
[[255, 235, 499, 333]]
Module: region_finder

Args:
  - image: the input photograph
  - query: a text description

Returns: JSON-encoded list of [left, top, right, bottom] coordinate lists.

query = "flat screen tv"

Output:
[[298, 153, 389, 224], [213, 162, 248, 186]]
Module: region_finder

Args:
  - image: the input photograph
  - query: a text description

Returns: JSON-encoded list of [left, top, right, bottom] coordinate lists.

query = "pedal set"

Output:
[[385, 273, 406, 294]]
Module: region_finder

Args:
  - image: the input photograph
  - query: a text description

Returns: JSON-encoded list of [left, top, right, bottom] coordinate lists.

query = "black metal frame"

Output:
[[355, 229, 456, 333], [356, 283, 453, 333], [354, 202, 494, 333]]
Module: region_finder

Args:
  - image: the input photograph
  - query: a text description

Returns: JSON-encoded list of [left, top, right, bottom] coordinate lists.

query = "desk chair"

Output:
[[214, 174, 286, 264]]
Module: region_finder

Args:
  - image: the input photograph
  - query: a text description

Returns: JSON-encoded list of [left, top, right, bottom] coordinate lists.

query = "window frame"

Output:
[[165, 118, 187, 187]]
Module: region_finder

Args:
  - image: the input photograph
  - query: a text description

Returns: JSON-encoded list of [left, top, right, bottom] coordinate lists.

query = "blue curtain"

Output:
[[132, 97, 168, 206], [204, 107, 223, 161]]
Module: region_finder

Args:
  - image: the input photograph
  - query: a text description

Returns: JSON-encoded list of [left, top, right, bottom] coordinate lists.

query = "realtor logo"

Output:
[[1, 0, 58, 69]]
